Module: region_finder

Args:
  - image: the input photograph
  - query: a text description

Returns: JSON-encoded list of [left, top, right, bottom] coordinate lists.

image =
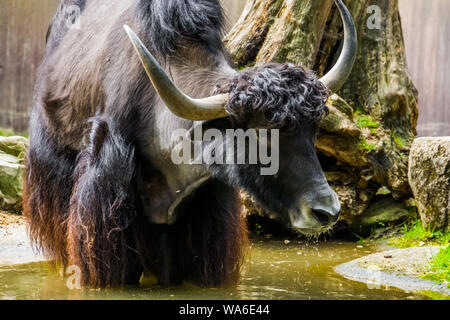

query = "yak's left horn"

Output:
[[319, 0, 357, 92], [124, 25, 229, 121]]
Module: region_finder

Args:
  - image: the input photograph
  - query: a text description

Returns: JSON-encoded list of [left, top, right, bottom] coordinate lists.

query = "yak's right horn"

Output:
[[124, 25, 229, 121]]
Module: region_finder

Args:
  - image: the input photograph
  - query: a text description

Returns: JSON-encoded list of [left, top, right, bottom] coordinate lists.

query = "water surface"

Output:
[[0, 239, 429, 300]]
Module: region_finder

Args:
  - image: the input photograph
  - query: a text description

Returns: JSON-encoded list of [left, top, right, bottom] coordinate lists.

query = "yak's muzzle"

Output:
[[289, 186, 341, 234]]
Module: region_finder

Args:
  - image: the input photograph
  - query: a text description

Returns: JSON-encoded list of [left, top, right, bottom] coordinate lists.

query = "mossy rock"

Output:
[[0, 136, 28, 213], [351, 196, 410, 236], [0, 136, 28, 160]]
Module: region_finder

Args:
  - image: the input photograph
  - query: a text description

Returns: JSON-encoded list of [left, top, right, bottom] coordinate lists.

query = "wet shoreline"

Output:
[[0, 212, 44, 266], [335, 246, 450, 296]]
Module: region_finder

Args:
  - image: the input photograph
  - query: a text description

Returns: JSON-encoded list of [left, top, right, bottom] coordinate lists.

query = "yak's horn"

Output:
[[319, 0, 357, 92], [124, 25, 229, 121]]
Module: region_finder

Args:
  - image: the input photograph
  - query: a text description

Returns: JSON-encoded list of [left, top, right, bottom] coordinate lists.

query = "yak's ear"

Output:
[[187, 118, 234, 141], [46, 24, 52, 43], [87, 118, 109, 159]]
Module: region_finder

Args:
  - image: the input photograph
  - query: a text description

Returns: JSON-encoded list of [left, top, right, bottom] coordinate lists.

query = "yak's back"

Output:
[[45, 0, 87, 52], [45, 0, 225, 57], [36, 0, 227, 148]]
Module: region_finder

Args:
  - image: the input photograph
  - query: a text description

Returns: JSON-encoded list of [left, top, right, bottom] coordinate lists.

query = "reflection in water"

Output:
[[0, 240, 428, 300]]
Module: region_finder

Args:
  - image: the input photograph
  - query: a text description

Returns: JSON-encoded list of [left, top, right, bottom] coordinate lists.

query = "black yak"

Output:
[[24, 0, 357, 287]]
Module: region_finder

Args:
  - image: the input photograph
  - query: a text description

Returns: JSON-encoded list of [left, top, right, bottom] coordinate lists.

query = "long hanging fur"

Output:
[[135, 179, 248, 287], [25, 113, 248, 287], [24, 110, 77, 264], [65, 117, 141, 286]]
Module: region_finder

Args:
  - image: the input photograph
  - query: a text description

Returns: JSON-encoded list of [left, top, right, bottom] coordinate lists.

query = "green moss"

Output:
[[388, 220, 450, 248], [352, 207, 449, 293], [423, 246, 450, 287], [355, 114, 379, 130], [353, 107, 379, 133], [392, 132, 407, 148], [354, 106, 380, 132], [357, 138, 377, 152]]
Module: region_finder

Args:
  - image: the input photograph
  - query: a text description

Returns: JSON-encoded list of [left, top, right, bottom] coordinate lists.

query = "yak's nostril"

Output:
[[312, 209, 331, 226]]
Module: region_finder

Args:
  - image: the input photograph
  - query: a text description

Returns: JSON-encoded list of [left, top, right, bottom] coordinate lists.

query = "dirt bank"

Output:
[[0, 211, 44, 266]]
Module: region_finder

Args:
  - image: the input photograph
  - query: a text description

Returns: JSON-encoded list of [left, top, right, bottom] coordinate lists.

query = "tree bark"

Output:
[[225, 0, 418, 223]]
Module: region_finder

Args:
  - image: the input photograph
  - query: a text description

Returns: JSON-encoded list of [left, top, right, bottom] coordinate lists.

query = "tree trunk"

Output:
[[225, 0, 418, 223]]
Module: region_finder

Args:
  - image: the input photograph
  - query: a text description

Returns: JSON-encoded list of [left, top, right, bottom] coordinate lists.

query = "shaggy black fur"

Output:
[[137, 0, 225, 55], [24, 109, 77, 264], [135, 179, 247, 287], [66, 116, 139, 286], [216, 63, 330, 132]]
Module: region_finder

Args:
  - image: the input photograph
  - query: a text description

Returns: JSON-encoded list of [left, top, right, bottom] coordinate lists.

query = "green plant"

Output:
[[357, 138, 376, 152], [423, 246, 450, 288], [389, 220, 450, 248], [392, 132, 407, 148], [356, 115, 379, 129], [387, 218, 450, 290]]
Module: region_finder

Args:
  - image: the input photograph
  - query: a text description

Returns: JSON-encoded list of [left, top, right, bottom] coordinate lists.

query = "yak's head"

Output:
[[208, 63, 341, 234], [124, 0, 357, 234]]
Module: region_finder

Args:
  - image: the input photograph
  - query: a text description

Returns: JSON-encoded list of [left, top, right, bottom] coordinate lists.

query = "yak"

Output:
[[24, 0, 357, 287]]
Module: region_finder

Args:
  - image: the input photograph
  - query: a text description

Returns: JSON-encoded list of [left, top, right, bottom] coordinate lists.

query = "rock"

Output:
[[335, 246, 450, 296], [326, 169, 377, 225], [351, 196, 411, 235], [0, 136, 28, 213], [409, 137, 450, 232], [0, 136, 28, 160], [317, 95, 412, 200], [376, 186, 392, 196]]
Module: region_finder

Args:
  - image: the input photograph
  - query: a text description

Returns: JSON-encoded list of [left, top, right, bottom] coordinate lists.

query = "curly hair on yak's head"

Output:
[[216, 63, 330, 132]]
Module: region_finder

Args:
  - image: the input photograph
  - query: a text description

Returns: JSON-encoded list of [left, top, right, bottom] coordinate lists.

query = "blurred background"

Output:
[[0, 0, 448, 136]]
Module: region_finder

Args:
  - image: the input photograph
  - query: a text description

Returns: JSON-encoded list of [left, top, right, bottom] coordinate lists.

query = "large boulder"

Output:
[[409, 137, 450, 232], [351, 196, 411, 236], [0, 136, 28, 213]]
